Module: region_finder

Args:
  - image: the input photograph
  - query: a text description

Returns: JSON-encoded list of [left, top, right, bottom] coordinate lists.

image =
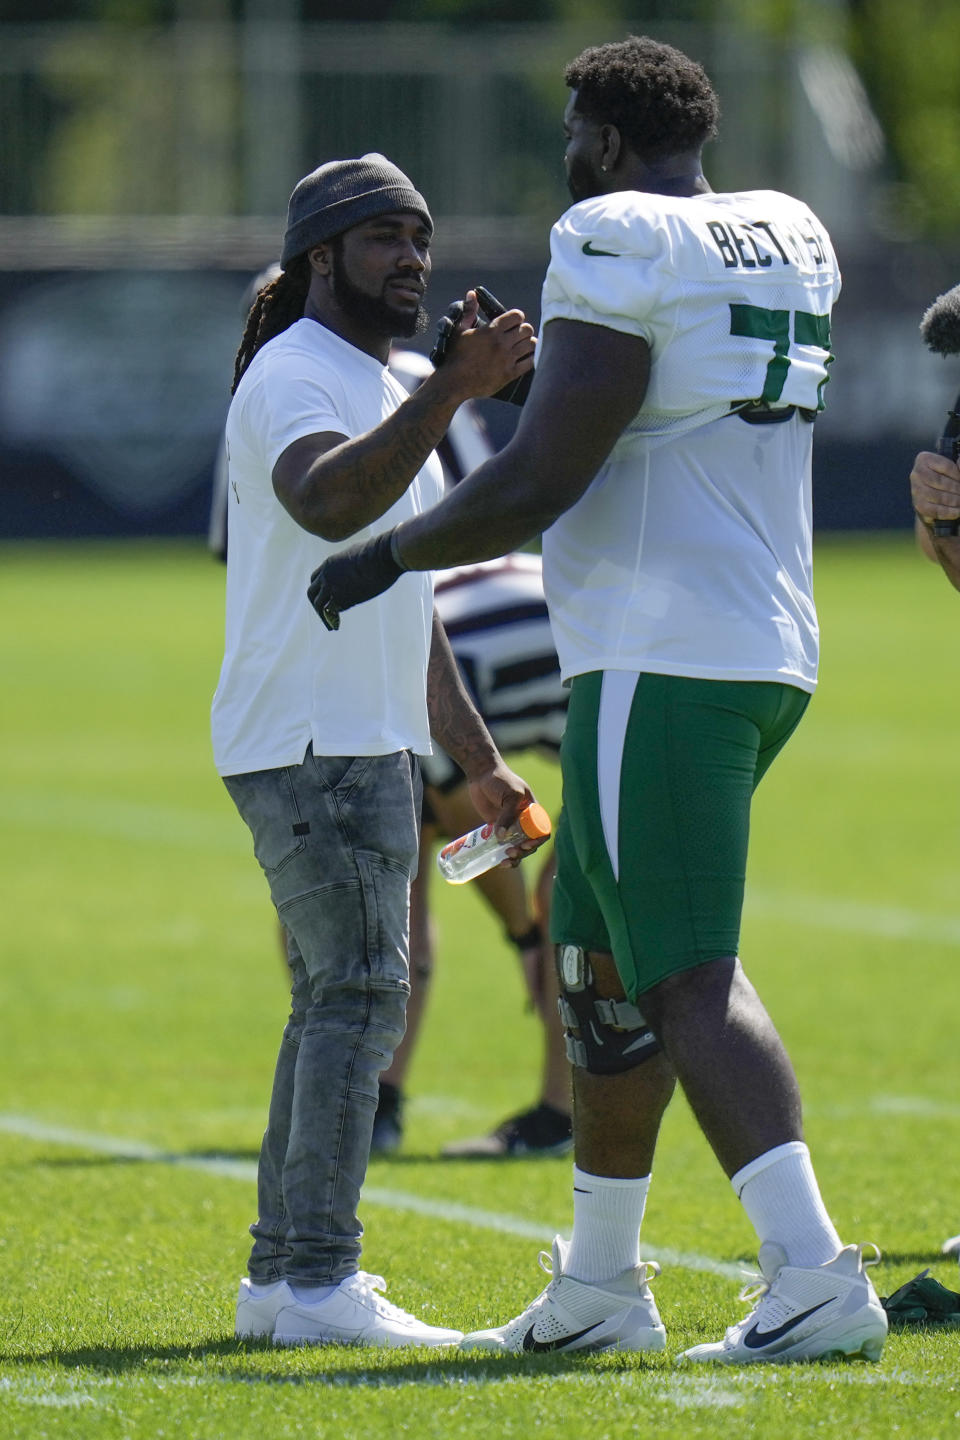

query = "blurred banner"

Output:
[[1, 18, 958, 536], [0, 269, 245, 538], [1, 252, 958, 537]]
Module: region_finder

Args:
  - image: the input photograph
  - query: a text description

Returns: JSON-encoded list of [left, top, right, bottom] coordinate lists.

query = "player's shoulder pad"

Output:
[[551, 192, 672, 265]]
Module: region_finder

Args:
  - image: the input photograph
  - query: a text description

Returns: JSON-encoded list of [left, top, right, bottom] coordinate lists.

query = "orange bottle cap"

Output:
[[518, 802, 551, 840]]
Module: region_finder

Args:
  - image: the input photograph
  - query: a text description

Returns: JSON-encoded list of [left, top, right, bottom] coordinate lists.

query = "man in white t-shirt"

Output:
[[211, 153, 538, 1348], [307, 40, 888, 1366], [214, 327, 571, 1161]]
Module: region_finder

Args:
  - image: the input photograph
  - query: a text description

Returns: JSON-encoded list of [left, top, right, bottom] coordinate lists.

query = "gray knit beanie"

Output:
[[280, 153, 433, 268]]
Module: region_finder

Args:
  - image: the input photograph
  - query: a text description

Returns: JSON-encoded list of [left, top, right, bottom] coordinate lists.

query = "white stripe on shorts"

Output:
[[597, 671, 640, 882]]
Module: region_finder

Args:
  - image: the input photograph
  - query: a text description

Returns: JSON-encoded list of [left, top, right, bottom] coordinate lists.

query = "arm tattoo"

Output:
[[426, 614, 497, 777], [346, 410, 448, 521], [311, 388, 455, 537]]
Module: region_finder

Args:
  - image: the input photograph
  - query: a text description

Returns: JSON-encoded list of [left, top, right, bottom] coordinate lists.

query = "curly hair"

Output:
[[231, 254, 312, 394], [565, 35, 719, 163]]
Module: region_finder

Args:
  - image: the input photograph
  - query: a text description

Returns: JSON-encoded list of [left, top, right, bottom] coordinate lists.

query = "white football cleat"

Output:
[[678, 1241, 887, 1365], [272, 1271, 462, 1349], [460, 1235, 666, 1355], [235, 1277, 293, 1339]]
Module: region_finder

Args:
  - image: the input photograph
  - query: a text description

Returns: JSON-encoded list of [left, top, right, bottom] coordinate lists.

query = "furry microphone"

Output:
[[920, 284, 960, 535]]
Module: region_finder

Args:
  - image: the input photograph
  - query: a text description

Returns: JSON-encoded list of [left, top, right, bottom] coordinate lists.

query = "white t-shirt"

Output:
[[539, 188, 842, 692], [211, 319, 444, 776]]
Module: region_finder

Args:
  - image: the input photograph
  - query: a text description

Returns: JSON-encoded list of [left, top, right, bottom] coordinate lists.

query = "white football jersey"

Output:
[[539, 187, 841, 690], [543, 188, 840, 436]]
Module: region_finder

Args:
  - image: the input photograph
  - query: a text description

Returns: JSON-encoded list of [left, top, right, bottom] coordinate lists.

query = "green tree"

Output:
[[848, 0, 960, 240]]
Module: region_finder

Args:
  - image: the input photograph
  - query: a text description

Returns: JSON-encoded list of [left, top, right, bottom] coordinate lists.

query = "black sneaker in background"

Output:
[[441, 1101, 573, 1159]]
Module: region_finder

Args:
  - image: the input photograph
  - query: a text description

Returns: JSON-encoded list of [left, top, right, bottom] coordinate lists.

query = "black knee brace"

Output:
[[555, 944, 661, 1074]]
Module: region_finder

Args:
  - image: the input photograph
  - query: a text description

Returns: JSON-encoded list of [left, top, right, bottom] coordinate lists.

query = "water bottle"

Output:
[[436, 801, 552, 885]]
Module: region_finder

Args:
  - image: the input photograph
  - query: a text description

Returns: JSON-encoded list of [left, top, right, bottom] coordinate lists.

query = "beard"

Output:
[[566, 155, 604, 205], [331, 253, 429, 339]]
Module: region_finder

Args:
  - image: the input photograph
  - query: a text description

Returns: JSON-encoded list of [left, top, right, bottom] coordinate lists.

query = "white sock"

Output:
[[289, 1281, 339, 1303], [564, 1164, 651, 1283], [732, 1141, 842, 1268]]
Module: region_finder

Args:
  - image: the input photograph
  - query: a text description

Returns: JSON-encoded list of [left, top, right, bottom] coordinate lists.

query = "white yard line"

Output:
[[825, 1096, 960, 1120], [745, 888, 960, 946], [0, 1113, 743, 1281]]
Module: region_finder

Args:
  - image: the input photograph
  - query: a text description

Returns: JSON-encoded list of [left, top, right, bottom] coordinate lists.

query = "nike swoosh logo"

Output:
[[742, 1296, 837, 1349], [521, 1320, 603, 1353], [581, 241, 621, 257]]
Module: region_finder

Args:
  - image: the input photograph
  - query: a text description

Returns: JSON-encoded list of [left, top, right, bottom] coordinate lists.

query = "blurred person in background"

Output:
[[307, 37, 888, 1366], [210, 153, 540, 1349], [371, 351, 572, 1159], [909, 449, 960, 1260], [375, 550, 571, 1160]]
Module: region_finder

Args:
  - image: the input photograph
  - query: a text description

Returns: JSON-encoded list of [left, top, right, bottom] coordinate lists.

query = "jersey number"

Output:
[[729, 304, 832, 408]]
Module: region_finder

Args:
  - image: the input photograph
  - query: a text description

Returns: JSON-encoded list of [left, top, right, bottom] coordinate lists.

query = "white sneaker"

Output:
[[942, 1233, 960, 1258], [272, 1271, 463, 1349], [235, 1277, 293, 1339], [678, 1242, 887, 1365], [460, 1236, 666, 1355]]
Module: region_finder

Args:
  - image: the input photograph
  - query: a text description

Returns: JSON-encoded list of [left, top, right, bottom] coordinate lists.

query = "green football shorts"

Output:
[[550, 671, 810, 1001]]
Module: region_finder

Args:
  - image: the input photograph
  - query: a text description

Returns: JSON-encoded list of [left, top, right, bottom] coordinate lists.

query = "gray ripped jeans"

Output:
[[223, 746, 421, 1285]]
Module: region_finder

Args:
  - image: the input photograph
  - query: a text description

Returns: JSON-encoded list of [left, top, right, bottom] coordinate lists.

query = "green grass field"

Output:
[[1, 534, 959, 1439]]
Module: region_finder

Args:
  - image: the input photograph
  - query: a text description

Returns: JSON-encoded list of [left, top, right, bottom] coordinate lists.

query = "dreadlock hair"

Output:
[[231, 253, 312, 395], [565, 35, 719, 165]]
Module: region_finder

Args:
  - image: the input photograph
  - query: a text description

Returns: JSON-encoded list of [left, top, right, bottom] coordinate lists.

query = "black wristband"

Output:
[[506, 921, 543, 952]]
